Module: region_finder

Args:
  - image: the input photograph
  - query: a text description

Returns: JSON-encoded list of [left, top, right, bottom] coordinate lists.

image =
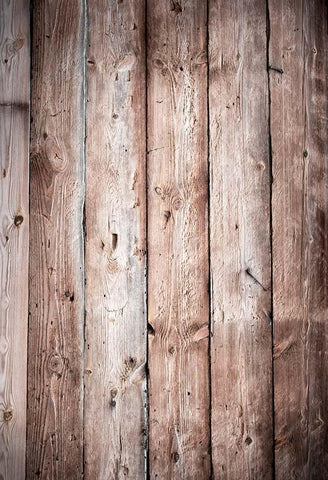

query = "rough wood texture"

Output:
[[2, 1, 328, 478], [27, 1, 85, 478], [147, 1, 210, 478], [270, 0, 328, 478], [84, 1, 147, 478], [209, 1, 273, 478], [0, 0, 29, 478]]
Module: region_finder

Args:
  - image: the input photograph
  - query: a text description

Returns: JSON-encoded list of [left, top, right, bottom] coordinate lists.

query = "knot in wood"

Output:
[[48, 353, 64, 375], [110, 388, 118, 399], [172, 452, 180, 462], [3, 409, 13, 422], [168, 345, 176, 355], [172, 196, 183, 211], [12, 38, 24, 52], [14, 215, 24, 226]]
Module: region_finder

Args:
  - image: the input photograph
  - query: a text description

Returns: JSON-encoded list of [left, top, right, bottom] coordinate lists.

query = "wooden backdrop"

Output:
[[0, 0, 327, 478]]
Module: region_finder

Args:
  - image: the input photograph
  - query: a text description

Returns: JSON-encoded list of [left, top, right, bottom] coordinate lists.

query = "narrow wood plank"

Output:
[[27, 1, 85, 477], [0, 0, 29, 478], [209, 1, 273, 478], [84, 1, 147, 478], [147, 1, 210, 478], [270, 0, 328, 477]]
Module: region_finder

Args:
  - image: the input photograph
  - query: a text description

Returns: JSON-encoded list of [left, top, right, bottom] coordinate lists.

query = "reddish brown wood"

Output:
[[209, 0, 273, 478], [147, 1, 210, 478], [1, 1, 327, 478], [27, 1, 85, 477], [270, 0, 328, 478], [84, 1, 147, 478], [0, 0, 29, 478]]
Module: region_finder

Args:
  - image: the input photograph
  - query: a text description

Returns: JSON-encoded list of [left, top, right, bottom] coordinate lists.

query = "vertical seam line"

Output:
[[206, 0, 213, 478], [145, 0, 149, 479], [266, 1, 276, 478], [26, 0, 34, 475], [82, 0, 88, 476]]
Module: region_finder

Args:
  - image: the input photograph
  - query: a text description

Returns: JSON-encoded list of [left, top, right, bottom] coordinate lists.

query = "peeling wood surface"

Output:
[[147, 1, 210, 478], [1, 0, 327, 478], [0, 0, 29, 478], [84, 1, 147, 478], [270, 0, 328, 478], [209, 1, 273, 478], [27, 1, 85, 478]]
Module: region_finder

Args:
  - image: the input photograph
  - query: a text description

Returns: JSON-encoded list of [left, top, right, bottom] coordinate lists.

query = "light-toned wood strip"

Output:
[[270, 0, 328, 477], [0, 0, 29, 478], [84, 1, 147, 478], [27, 1, 85, 478], [209, 0, 273, 478], [147, 1, 210, 478]]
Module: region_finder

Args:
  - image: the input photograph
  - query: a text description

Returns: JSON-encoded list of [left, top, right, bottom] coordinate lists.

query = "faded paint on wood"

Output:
[[27, 1, 85, 478], [0, 0, 29, 478], [209, 0, 273, 478], [270, 0, 328, 478], [147, 1, 210, 478], [84, 1, 147, 478]]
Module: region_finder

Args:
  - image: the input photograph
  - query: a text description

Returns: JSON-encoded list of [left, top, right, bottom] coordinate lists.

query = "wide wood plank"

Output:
[[147, 1, 210, 478], [84, 1, 147, 478], [270, 0, 328, 478], [27, 1, 85, 477], [0, 0, 29, 478], [209, 1, 273, 478]]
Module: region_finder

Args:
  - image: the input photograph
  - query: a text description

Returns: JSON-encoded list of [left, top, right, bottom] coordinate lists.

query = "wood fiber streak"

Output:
[[27, 1, 85, 478], [147, 1, 210, 478], [0, 0, 29, 478], [209, 1, 273, 478], [270, 0, 328, 478], [84, 1, 147, 478]]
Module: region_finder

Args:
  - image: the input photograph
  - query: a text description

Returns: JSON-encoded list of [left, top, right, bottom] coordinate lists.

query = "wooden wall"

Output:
[[0, 0, 327, 478]]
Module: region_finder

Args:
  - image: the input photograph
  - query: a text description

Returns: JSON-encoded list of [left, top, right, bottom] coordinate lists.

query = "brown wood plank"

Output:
[[147, 1, 210, 478], [209, 1, 273, 478], [27, 1, 85, 478], [84, 1, 147, 478], [0, 0, 29, 478], [270, 0, 328, 478]]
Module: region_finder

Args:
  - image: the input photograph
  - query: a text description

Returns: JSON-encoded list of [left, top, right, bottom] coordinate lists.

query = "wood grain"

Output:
[[147, 1, 210, 478], [27, 1, 85, 478], [84, 1, 147, 478], [1, 1, 327, 477], [270, 0, 328, 478], [0, 0, 29, 478], [209, 0, 273, 478]]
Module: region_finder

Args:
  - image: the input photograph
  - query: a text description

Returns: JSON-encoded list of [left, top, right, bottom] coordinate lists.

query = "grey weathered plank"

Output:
[[209, 0, 273, 478], [147, 1, 210, 478], [0, 0, 29, 478], [270, 0, 328, 478], [27, 1, 85, 477], [84, 1, 147, 478]]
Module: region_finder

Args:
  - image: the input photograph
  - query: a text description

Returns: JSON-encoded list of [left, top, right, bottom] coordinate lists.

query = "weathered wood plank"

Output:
[[270, 0, 328, 478], [209, 1, 273, 478], [147, 1, 210, 478], [84, 1, 147, 478], [27, 1, 85, 478], [0, 0, 29, 478]]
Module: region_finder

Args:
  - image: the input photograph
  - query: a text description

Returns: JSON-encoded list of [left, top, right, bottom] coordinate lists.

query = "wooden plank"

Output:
[[0, 0, 29, 478], [147, 1, 210, 478], [270, 0, 328, 477], [84, 1, 147, 478], [209, 1, 273, 478], [27, 1, 85, 478]]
